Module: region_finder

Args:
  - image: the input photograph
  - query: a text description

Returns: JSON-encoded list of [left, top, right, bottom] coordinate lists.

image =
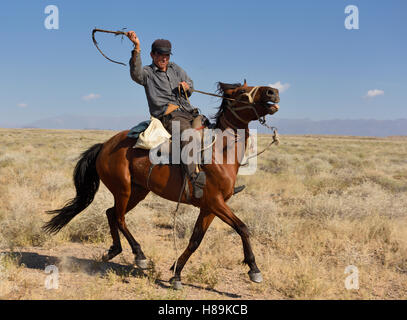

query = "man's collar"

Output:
[[150, 62, 173, 72]]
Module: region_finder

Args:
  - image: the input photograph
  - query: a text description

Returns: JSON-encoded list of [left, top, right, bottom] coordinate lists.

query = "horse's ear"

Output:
[[243, 79, 247, 87], [218, 82, 227, 93]]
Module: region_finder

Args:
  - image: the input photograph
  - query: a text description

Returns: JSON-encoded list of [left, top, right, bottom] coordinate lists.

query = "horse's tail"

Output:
[[43, 143, 103, 234]]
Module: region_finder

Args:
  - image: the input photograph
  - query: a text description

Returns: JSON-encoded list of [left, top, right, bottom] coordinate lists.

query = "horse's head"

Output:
[[214, 81, 280, 128]]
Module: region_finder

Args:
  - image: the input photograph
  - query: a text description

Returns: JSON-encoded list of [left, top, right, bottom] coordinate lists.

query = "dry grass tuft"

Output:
[[186, 262, 219, 289]]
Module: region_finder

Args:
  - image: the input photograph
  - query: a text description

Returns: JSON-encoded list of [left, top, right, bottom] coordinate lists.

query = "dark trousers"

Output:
[[161, 110, 197, 178]]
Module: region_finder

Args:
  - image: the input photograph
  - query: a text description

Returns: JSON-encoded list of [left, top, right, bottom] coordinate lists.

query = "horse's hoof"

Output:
[[101, 253, 110, 262], [102, 247, 122, 262], [135, 259, 148, 270], [102, 252, 116, 262], [248, 271, 263, 283], [169, 277, 183, 290]]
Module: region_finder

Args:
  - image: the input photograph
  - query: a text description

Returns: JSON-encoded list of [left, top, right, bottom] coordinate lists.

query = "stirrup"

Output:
[[193, 171, 206, 198]]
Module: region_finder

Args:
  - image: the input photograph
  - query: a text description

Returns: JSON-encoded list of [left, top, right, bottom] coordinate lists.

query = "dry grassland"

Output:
[[0, 128, 406, 299]]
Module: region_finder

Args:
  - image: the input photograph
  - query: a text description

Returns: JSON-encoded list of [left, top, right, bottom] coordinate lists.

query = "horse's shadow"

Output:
[[2, 251, 241, 298]]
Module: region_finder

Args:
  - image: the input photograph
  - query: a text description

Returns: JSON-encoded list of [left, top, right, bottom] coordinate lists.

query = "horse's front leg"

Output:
[[169, 209, 215, 290], [210, 196, 262, 283]]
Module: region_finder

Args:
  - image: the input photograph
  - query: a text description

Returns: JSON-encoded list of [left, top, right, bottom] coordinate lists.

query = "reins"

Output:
[[181, 86, 264, 112], [192, 87, 263, 113], [240, 128, 280, 167], [183, 86, 267, 128], [170, 174, 188, 279]]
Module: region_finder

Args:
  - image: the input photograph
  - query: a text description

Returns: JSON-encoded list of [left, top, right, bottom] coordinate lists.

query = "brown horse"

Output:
[[44, 81, 280, 289]]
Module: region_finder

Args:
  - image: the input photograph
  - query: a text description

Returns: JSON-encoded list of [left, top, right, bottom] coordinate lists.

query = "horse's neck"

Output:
[[216, 108, 247, 131], [214, 112, 249, 174]]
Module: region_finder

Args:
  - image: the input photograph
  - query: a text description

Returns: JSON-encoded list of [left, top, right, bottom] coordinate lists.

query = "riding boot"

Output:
[[193, 171, 206, 198], [184, 163, 206, 199]]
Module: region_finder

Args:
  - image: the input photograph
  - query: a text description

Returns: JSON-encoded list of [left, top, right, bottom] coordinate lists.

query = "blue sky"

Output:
[[0, 0, 406, 126]]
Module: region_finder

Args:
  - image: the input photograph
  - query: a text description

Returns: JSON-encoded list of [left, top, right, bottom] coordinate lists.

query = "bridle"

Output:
[[182, 85, 279, 139], [179, 85, 266, 129], [223, 86, 263, 126], [216, 86, 276, 131]]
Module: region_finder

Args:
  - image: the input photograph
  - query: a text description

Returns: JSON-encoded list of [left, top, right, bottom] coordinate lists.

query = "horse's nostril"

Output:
[[266, 89, 274, 97]]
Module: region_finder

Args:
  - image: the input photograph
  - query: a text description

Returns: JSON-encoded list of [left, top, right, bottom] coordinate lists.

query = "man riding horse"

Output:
[[127, 31, 243, 198], [44, 28, 281, 290]]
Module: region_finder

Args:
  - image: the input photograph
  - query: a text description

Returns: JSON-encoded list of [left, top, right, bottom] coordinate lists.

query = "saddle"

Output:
[[128, 113, 212, 158], [128, 113, 213, 200]]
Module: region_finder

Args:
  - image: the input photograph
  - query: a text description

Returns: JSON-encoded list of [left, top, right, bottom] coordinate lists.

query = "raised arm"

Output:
[[127, 31, 147, 86]]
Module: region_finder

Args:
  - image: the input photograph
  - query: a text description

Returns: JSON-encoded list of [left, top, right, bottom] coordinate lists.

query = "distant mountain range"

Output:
[[1, 115, 406, 137], [261, 118, 407, 137], [22, 115, 147, 131]]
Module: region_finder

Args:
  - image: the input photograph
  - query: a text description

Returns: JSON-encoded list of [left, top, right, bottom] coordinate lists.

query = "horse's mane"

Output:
[[211, 82, 242, 126]]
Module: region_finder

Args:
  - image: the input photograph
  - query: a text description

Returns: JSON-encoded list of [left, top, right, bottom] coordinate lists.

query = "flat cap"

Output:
[[151, 39, 172, 55]]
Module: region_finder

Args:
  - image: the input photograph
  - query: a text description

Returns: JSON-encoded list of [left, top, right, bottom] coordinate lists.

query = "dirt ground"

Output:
[[1, 129, 406, 300], [1, 238, 275, 300]]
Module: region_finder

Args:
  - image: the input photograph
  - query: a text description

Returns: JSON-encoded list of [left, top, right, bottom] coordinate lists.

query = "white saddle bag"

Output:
[[134, 116, 171, 150]]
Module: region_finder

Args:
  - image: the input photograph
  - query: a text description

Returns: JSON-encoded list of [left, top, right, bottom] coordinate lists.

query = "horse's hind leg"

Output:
[[102, 207, 123, 262], [115, 185, 150, 268], [102, 185, 149, 265]]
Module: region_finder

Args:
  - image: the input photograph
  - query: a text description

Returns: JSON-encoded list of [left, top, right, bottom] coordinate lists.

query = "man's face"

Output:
[[151, 52, 170, 71]]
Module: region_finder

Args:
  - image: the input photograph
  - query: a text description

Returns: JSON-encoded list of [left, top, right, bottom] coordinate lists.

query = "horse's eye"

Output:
[[239, 90, 246, 94]]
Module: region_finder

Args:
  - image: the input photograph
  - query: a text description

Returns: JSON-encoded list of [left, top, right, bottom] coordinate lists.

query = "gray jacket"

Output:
[[129, 50, 194, 118]]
